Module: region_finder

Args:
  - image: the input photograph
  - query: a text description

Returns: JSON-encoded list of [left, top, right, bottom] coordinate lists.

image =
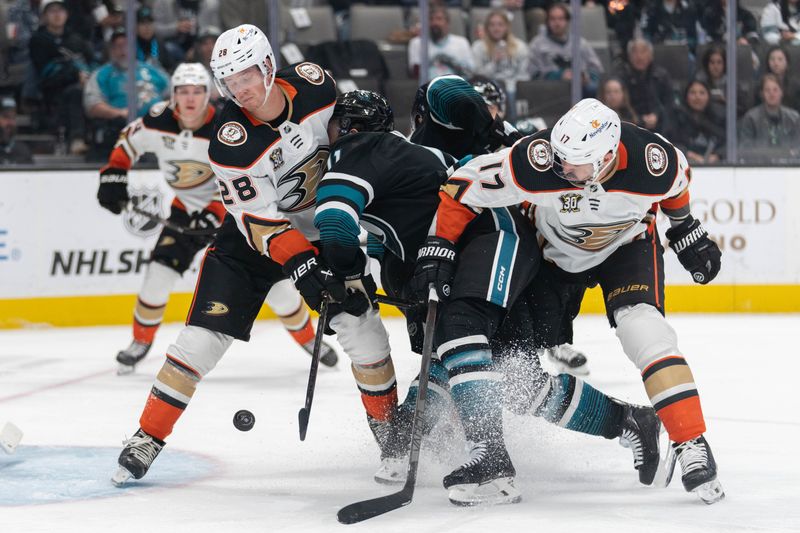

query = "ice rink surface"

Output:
[[1, 314, 799, 533]]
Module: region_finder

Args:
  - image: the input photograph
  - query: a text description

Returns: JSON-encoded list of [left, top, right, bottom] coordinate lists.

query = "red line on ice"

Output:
[[0, 368, 114, 404]]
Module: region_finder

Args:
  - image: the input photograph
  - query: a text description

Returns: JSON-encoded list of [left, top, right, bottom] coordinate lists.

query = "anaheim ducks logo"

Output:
[[202, 301, 229, 316], [645, 143, 668, 176], [527, 139, 553, 172], [165, 160, 215, 189], [295, 62, 324, 85], [158, 235, 176, 247], [551, 219, 639, 251], [276, 148, 329, 212], [218, 121, 247, 146]]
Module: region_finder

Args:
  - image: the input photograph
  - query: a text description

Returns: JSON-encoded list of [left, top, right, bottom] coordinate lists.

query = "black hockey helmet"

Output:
[[410, 82, 429, 133], [469, 75, 507, 118], [332, 90, 394, 136]]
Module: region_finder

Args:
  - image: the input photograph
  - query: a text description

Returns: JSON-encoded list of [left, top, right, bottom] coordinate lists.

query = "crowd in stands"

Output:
[[1, 0, 799, 165]]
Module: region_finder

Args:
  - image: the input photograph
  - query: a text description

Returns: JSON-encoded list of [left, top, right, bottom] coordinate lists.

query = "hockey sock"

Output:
[[352, 357, 398, 422], [642, 355, 706, 443], [133, 298, 165, 345], [439, 341, 504, 444], [133, 262, 181, 345], [276, 304, 316, 348], [531, 373, 624, 439], [399, 358, 450, 434], [139, 357, 200, 441]]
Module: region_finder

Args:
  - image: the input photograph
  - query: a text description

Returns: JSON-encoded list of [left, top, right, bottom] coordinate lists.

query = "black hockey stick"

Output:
[[129, 205, 220, 237], [337, 285, 439, 524], [298, 299, 330, 441], [375, 294, 415, 310]]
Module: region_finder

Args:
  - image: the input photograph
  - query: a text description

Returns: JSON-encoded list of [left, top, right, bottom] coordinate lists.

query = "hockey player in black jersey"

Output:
[[314, 90, 663, 500]]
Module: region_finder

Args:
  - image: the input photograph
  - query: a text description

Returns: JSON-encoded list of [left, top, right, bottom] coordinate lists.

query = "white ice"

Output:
[[1, 314, 799, 533]]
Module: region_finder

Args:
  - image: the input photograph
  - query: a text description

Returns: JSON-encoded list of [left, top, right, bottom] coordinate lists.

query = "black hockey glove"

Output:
[[486, 116, 523, 152], [665, 217, 721, 285], [188, 209, 222, 246], [321, 245, 378, 318], [283, 250, 348, 313], [410, 236, 457, 303], [97, 167, 129, 214]]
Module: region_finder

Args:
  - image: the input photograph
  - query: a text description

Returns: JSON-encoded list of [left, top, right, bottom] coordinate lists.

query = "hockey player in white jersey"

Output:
[[415, 98, 724, 504], [97, 63, 335, 375]]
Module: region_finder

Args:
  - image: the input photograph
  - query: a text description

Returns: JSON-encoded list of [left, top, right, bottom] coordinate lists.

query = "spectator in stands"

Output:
[[616, 38, 674, 133], [408, 3, 474, 79], [528, 3, 603, 97], [597, 76, 639, 124], [762, 46, 800, 111], [83, 30, 169, 161], [605, 0, 644, 56], [135, 6, 177, 73], [700, 0, 759, 45], [186, 26, 222, 105], [29, 0, 94, 155], [695, 45, 750, 119], [64, 1, 123, 56], [740, 74, 800, 158], [760, 0, 800, 45], [472, 9, 530, 93], [0, 95, 34, 164], [7, 0, 40, 66], [669, 80, 726, 164], [643, 0, 699, 53], [152, 0, 220, 64]]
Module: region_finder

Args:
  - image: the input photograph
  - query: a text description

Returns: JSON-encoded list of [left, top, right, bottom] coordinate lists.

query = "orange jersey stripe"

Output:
[[655, 395, 706, 443], [435, 191, 478, 243], [660, 189, 690, 211], [268, 228, 316, 266]]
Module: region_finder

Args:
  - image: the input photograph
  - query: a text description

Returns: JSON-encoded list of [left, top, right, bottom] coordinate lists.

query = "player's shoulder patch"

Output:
[[294, 62, 325, 85], [526, 137, 553, 172], [148, 100, 169, 117], [644, 142, 668, 177], [141, 101, 180, 134], [217, 121, 247, 146]]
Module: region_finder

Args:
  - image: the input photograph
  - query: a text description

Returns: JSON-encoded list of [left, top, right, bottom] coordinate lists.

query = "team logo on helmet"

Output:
[[149, 101, 168, 117], [295, 62, 324, 85], [527, 139, 553, 172], [218, 121, 247, 146], [645, 143, 668, 176]]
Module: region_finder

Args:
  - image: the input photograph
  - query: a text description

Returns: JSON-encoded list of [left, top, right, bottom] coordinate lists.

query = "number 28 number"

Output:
[[219, 176, 257, 204]]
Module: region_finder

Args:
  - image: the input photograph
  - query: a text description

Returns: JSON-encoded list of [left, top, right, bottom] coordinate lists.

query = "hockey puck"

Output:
[[233, 410, 255, 432]]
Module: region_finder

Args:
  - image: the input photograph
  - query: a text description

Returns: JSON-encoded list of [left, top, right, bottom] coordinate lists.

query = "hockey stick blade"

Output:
[[130, 206, 220, 237], [337, 487, 412, 524], [298, 299, 330, 441], [337, 286, 438, 524]]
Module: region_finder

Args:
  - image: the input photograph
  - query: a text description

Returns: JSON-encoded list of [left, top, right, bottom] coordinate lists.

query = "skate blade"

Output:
[[694, 479, 725, 505], [447, 477, 522, 507], [0, 422, 23, 454], [111, 466, 133, 487], [116, 363, 136, 376], [653, 431, 677, 488], [373, 457, 408, 485]]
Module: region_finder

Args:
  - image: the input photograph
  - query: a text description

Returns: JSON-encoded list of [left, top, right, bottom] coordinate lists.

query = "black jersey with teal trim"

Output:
[[315, 131, 454, 264], [408, 75, 495, 159]]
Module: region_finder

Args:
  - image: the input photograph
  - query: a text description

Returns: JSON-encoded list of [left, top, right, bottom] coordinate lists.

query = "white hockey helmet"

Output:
[[170, 62, 212, 108], [550, 98, 621, 186], [209, 24, 276, 108]]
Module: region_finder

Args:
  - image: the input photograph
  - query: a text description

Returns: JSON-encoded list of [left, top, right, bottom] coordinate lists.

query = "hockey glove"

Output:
[[321, 245, 378, 318], [97, 167, 129, 214], [486, 116, 523, 152], [665, 217, 721, 285], [188, 208, 223, 246], [410, 236, 457, 303], [283, 250, 348, 313]]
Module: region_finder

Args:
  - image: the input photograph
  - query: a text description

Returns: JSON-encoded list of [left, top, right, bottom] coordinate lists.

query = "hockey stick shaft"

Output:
[[375, 294, 415, 310], [337, 285, 439, 524], [298, 299, 330, 441], [129, 205, 220, 237]]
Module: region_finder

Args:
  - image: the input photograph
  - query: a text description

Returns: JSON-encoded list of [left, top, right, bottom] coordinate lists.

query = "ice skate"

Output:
[[112, 428, 165, 486], [368, 410, 411, 485], [443, 441, 522, 506], [116, 340, 152, 375], [546, 344, 589, 376], [674, 435, 725, 504], [302, 339, 339, 368], [617, 403, 661, 485]]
